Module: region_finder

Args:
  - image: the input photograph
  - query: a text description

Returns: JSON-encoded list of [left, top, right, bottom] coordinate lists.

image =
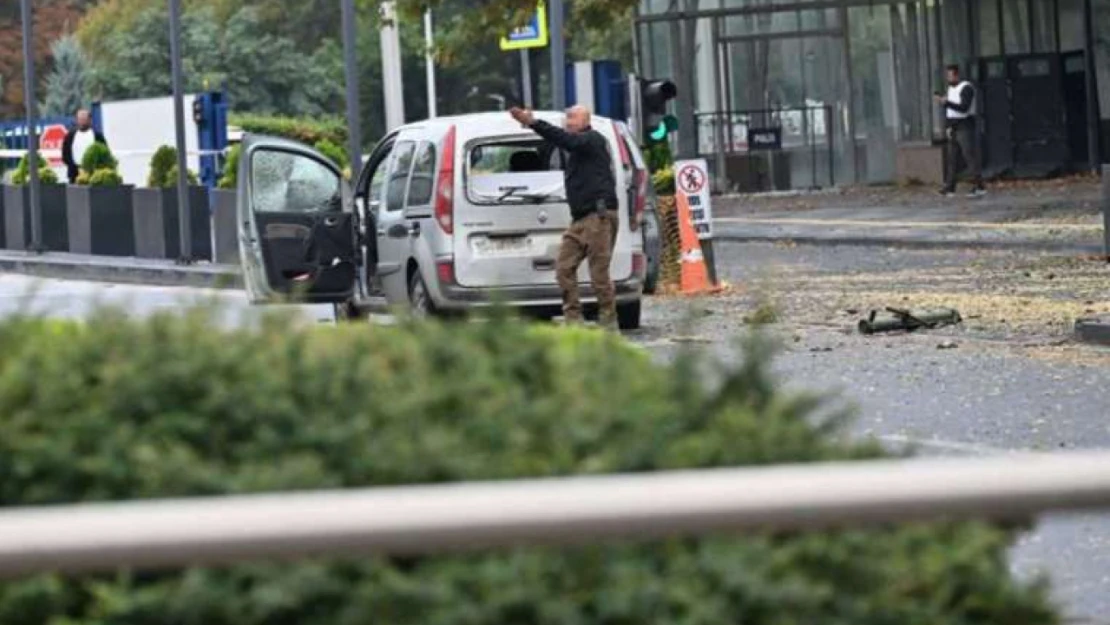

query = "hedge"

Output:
[[0, 310, 1059, 624], [230, 113, 348, 147]]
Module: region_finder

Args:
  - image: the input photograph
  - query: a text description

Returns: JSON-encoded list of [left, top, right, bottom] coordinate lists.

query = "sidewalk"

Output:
[[0, 250, 240, 288], [711, 177, 1106, 253]]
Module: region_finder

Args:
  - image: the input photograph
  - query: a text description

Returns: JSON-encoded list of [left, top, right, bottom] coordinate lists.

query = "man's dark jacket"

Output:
[[62, 127, 108, 183], [529, 120, 618, 221]]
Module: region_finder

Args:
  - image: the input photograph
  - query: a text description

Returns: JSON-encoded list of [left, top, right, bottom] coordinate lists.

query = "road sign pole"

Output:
[[20, 0, 43, 253], [424, 9, 437, 118], [549, 0, 565, 110], [169, 0, 192, 263], [520, 50, 533, 109]]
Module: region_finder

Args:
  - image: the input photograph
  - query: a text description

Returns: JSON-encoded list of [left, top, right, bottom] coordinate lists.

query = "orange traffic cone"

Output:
[[675, 192, 713, 294]]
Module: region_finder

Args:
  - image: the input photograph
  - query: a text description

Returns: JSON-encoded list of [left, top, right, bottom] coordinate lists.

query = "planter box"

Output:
[[66, 185, 137, 257], [0, 185, 5, 249], [132, 187, 212, 261], [1, 184, 68, 251], [210, 188, 238, 264]]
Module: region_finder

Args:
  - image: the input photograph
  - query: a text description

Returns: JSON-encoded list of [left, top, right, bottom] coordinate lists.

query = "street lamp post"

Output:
[[168, 0, 192, 263], [19, 0, 43, 252]]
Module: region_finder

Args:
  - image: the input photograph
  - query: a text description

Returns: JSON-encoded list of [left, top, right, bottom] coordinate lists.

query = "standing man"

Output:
[[935, 65, 986, 197], [62, 108, 108, 184], [509, 105, 620, 330]]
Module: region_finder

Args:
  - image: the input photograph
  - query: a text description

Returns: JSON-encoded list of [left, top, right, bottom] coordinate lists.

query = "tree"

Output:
[[42, 34, 88, 117]]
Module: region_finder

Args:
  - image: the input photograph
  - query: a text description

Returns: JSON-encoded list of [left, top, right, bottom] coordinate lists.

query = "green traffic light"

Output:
[[647, 115, 680, 142]]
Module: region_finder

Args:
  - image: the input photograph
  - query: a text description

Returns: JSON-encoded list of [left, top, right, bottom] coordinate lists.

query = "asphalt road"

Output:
[[2, 241, 1109, 621]]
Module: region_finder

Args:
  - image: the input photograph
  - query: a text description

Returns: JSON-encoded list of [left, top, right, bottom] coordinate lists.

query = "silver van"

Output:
[[236, 112, 649, 329]]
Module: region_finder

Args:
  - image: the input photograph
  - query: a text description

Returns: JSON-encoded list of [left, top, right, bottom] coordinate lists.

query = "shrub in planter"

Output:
[[67, 144, 134, 256], [230, 112, 347, 146], [217, 143, 241, 189], [313, 138, 352, 179], [4, 153, 67, 251], [0, 312, 1060, 625], [134, 147, 211, 259]]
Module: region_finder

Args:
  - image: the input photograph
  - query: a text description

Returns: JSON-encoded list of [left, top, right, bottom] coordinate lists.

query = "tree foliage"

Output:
[[42, 34, 88, 117]]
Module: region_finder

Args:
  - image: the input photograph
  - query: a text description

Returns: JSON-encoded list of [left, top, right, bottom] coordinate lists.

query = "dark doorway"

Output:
[[979, 58, 1013, 176], [978, 51, 1090, 178], [1061, 51, 1090, 169]]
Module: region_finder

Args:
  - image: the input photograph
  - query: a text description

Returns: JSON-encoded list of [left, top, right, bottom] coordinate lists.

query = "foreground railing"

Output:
[[1, 451, 1110, 577]]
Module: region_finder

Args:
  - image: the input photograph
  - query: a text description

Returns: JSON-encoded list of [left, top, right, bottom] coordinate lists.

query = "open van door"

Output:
[[237, 135, 358, 304]]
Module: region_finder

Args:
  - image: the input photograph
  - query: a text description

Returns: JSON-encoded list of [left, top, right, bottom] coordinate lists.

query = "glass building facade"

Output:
[[637, 0, 1109, 192]]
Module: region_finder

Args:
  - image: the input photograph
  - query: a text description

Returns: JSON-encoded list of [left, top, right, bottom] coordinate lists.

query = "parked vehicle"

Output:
[[236, 112, 650, 329]]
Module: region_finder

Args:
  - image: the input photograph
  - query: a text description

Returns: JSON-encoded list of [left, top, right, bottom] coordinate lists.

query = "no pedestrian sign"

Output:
[[499, 1, 549, 50], [675, 159, 713, 240]]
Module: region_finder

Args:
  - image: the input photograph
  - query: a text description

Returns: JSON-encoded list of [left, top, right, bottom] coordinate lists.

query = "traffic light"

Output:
[[639, 78, 677, 145]]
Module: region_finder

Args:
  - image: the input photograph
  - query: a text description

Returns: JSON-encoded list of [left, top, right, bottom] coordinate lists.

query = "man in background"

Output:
[[62, 108, 108, 184], [935, 65, 986, 198]]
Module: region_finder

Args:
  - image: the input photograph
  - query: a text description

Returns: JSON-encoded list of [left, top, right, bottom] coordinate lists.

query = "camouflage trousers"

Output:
[[556, 210, 618, 327]]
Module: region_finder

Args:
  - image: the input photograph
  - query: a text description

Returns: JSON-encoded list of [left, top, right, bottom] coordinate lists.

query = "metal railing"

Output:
[[2, 450, 1110, 577], [695, 105, 836, 191]]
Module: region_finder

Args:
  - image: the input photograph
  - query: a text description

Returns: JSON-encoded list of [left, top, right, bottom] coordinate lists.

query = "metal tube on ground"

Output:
[[169, 0, 192, 263]]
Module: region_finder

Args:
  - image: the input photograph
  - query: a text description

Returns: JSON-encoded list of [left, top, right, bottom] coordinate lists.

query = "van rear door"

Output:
[[452, 122, 631, 289]]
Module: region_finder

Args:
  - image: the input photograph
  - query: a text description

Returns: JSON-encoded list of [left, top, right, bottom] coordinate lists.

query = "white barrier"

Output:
[[1, 450, 1109, 577]]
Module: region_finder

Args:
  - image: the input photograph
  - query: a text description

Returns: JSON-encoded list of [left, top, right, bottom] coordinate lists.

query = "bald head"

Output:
[[75, 108, 92, 130], [565, 105, 591, 133]]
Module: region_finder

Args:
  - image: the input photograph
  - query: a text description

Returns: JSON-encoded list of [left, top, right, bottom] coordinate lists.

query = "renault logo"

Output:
[[538, 210, 549, 224]]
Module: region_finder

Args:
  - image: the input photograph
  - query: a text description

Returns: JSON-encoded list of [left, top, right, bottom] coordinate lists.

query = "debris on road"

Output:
[[858, 307, 963, 335], [937, 340, 960, 350]]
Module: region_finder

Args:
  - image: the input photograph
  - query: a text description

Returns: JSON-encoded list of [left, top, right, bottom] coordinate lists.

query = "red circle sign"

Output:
[[40, 125, 68, 166], [677, 164, 706, 194]]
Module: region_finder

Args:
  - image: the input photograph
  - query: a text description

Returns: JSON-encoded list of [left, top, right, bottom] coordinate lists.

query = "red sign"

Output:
[[40, 124, 68, 166], [677, 163, 706, 195]]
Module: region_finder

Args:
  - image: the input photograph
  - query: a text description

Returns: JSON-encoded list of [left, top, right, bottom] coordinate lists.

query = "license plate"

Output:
[[474, 236, 531, 255]]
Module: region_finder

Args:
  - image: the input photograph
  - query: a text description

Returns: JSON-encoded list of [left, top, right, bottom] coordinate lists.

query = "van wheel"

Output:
[[408, 270, 434, 318], [617, 300, 641, 331]]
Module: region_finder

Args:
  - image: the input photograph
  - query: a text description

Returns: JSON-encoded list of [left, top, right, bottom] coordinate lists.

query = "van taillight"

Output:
[[632, 252, 646, 278], [435, 126, 457, 234]]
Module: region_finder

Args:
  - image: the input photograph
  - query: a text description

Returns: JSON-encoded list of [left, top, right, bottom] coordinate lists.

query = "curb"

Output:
[[713, 231, 1104, 255], [1075, 317, 1110, 347], [0, 253, 242, 289]]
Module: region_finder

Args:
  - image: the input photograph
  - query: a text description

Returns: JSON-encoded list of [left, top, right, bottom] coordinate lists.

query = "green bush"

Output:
[[231, 113, 348, 147], [146, 145, 177, 188], [148, 146, 199, 187], [10, 154, 60, 185], [86, 168, 124, 186], [0, 312, 1058, 624], [217, 143, 241, 189], [643, 140, 674, 173], [652, 165, 675, 195], [79, 141, 117, 176], [166, 163, 200, 187], [314, 138, 349, 170]]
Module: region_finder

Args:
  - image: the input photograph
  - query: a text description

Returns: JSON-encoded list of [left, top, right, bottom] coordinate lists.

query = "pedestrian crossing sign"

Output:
[[499, 1, 549, 50]]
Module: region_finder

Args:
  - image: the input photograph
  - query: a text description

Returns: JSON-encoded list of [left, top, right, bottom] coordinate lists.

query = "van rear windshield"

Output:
[[466, 140, 566, 205]]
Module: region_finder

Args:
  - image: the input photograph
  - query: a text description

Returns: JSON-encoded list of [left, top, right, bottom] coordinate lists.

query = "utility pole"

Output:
[[341, 0, 363, 167], [549, 0, 565, 110], [19, 0, 42, 252], [425, 9, 437, 118], [169, 0, 192, 263], [380, 1, 406, 131]]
